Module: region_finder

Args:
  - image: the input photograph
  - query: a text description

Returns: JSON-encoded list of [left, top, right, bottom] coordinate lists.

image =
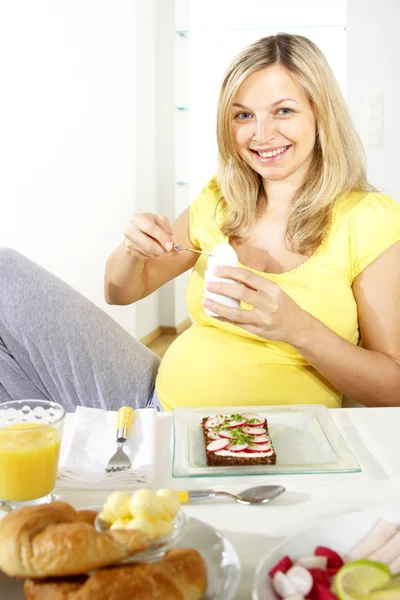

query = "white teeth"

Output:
[[258, 146, 287, 158]]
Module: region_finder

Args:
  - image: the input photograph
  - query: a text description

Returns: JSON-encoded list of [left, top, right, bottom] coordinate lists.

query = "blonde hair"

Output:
[[216, 33, 374, 254]]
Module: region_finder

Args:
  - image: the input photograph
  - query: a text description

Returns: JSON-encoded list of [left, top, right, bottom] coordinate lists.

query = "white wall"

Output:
[[157, 0, 187, 330], [0, 0, 188, 340], [133, 0, 161, 340], [0, 0, 138, 336], [135, 0, 190, 336], [347, 0, 400, 201]]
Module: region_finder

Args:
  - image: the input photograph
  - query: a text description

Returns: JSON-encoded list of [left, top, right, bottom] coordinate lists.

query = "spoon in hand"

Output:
[[173, 243, 213, 257], [177, 485, 285, 505]]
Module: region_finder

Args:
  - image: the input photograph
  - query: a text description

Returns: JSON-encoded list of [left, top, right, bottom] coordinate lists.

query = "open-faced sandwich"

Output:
[[202, 411, 277, 466]]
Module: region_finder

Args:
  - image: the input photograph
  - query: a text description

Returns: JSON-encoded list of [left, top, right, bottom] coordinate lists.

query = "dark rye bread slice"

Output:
[[202, 417, 276, 467]]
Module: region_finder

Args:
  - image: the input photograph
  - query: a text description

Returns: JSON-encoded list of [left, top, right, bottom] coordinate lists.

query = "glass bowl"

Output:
[[94, 509, 187, 563]]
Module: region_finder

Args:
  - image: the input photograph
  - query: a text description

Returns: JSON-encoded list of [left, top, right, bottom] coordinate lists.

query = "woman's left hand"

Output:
[[204, 266, 310, 345]]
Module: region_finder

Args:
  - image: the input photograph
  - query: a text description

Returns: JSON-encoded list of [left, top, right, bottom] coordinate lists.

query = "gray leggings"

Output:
[[0, 248, 161, 411]]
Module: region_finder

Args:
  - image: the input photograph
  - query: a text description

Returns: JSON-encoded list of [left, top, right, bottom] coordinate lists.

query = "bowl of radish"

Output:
[[252, 508, 400, 600]]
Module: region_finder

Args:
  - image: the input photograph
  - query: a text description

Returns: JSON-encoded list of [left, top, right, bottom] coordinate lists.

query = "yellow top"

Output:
[[156, 178, 400, 411]]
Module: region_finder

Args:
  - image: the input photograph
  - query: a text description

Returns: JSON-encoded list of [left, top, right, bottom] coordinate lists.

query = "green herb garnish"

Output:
[[231, 413, 244, 421], [229, 429, 253, 444]]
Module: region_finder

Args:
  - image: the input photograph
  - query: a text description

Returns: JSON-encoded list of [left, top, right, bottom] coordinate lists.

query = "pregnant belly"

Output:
[[155, 325, 341, 411]]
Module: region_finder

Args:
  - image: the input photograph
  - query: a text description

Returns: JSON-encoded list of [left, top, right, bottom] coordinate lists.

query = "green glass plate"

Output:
[[172, 404, 361, 478]]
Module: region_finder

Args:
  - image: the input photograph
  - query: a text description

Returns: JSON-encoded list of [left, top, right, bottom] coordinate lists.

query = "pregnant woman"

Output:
[[1, 33, 400, 411]]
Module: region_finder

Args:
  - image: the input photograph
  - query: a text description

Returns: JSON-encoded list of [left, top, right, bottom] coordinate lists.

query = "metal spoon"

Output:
[[173, 243, 213, 257], [180, 485, 285, 505]]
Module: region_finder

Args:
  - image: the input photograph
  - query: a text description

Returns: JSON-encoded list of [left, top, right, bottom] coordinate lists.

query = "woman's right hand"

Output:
[[123, 213, 176, 260], [105, 206, 193, 305]]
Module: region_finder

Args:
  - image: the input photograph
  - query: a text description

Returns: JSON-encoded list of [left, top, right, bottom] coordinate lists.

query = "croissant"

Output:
[[24, 547, 207, 600], [0, 501, 148, 578]]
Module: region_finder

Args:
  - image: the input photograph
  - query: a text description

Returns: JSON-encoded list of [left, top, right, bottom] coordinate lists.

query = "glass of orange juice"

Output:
[[0, 399, 65, 509]]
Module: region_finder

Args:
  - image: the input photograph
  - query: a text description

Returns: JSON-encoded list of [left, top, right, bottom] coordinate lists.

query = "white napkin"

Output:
[[57, 406, 157, 489]]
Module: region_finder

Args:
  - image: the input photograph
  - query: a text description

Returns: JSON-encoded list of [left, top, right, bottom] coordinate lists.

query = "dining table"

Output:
[[55, 406, 400, 600]]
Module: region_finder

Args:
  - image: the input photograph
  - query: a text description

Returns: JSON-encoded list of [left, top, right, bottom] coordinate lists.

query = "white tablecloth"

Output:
[[57, 407, 400, 600]]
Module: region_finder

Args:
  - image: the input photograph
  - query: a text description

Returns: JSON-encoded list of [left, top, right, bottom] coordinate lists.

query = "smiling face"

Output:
[[231, 64, 317, 187]]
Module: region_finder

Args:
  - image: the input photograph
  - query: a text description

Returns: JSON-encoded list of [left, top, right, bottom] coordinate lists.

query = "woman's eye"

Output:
[[277, 108, 293, 115], [235, 112, 252, 120]]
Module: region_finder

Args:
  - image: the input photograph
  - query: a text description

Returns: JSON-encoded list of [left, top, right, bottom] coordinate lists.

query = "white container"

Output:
[[204, 243, 240, 317]]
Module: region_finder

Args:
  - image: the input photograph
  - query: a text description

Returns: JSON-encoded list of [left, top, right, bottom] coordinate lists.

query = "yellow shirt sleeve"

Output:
[[189, 176, 223, 248], [350, 192, 400, 281]]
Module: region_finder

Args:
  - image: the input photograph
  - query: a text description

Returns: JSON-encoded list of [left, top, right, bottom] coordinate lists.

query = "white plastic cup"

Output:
[[204, 269, 240, 317], [204, 243, 240, 317]]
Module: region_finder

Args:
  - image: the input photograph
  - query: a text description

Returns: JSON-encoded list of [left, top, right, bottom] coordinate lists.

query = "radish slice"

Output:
[[268, 555, 293, 578], [227, 419, 247, 428], [205, 417, 225, 428], [242, 413, 266, 426], [206, 438, 229, 452], [246, 443, 271, 452], [286, 595, 304, 600], [296, 556, 327, 570], [286, 565, 313, 596], [314, 585, 338, 600], [315, 546, 344, 569], [250, 434, 269, 444], [206, 431, 221, 440], [247, 417, 266, 426], [242, 426, 266, 435], [272, 571, 298, 598], [226, 443, 248, 452], [218, 430, 234, 439], [308, 568, 330, 588]]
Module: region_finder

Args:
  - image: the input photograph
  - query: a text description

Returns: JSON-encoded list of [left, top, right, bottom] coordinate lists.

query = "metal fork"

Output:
[[105, 406, 134, 472]]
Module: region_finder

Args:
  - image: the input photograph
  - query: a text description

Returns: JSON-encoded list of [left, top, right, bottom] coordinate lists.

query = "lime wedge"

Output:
[[367, 582, 400, 599], [335, 560, 392, 600]]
